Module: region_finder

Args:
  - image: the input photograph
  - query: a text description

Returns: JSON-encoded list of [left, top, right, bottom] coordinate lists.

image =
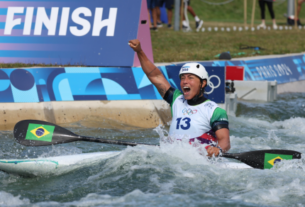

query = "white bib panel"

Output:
[[169, 95, 218, 140]]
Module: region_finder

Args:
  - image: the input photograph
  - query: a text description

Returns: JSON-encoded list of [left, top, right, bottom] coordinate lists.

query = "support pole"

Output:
[[287, 0, 295, 17], [251, 0, 256, 28], [174, 0, 180, 31], [180, 0, 184, 30], [244, 0, 247, 27], [295, 0, 298, 29]]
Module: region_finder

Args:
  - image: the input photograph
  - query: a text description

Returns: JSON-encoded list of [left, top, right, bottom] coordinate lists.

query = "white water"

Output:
[[1, 94, 305, 206]]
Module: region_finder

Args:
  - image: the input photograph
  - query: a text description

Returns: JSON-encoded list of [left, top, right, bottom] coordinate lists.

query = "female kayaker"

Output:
[[129, 39, 230, 157]]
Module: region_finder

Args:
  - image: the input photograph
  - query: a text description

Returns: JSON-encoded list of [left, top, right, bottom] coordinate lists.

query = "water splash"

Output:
[[272, 117, 305, 135], [1, 93, 305, 207], [0, 191, 30, 206], [39, 145, 82, 158]]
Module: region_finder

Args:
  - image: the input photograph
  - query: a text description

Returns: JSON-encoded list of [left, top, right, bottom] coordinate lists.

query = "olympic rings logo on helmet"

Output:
[[205, 75, 221, 94]]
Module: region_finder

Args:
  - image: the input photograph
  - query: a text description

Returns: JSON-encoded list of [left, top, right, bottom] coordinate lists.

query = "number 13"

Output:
[[176, 117, 191, 130]]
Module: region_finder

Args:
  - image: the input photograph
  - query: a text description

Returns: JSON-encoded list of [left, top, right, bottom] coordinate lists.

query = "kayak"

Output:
[[0, 151, 252, 177], [0, 151, 121, 177]]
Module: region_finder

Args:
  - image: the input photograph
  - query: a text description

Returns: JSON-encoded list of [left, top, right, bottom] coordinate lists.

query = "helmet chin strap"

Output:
[[190, 80, 204, 102]]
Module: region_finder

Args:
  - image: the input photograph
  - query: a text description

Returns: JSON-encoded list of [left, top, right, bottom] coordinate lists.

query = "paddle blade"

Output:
[[14, 120, 81, 146], [223, 150, 302, 169]]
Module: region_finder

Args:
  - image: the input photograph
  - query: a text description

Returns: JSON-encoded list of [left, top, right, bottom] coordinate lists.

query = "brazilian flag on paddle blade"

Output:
[[264, 153, 293, 169], [25, 124, 55, 142]]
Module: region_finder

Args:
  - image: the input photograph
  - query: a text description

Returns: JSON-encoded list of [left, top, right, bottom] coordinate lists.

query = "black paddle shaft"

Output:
[[14, 120, 156, 147]]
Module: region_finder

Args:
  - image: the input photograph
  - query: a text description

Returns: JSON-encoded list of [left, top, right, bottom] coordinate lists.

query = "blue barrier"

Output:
[[175, 54, 305, 84], [3, 54, 305, 104], [0, 66, 225, 103]]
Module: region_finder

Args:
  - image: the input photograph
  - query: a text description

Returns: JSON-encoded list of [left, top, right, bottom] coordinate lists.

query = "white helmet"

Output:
[[179, 62, 209, 85]]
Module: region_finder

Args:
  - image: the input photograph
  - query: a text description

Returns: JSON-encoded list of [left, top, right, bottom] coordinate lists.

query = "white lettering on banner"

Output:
[[4, 7, 24, 35], [274, 65, 283, 76], [282, 64, 293, 75], [59, 7, 70, 36], [255, 67, 263, 78], [273, 64, 292, 76], [263, 66, 270, 77], [4, 7, 118, 37], [268, 65, 277, 77], [23, 7, 34, 35], [34, 7, 59, 35], [264, 66, 277, 78], [256, 64, 292, 78], [92, 8, 117, 36], [70, 7, 92, 36]]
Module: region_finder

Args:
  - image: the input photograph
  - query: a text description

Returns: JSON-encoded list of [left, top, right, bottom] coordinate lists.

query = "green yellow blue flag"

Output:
[[25, 124, 55, 142], [264, 153, 293, 169]]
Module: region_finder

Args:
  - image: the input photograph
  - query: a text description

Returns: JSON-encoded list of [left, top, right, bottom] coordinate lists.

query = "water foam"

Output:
[[0, 191, 30, 206], [231, 178, 305, 206], [272, 117, 305, 135], [1, 94, 305, 207], [39, 145, 82, 158]]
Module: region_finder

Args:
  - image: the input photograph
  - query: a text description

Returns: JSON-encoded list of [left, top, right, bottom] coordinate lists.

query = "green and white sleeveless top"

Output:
[[169, 89, 228, 140]]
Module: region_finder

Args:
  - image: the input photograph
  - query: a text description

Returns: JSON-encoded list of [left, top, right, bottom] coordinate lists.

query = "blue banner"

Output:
[[175, 54, 305, 84], [0, 0, 142, 66], [0, 65, 225, 103]]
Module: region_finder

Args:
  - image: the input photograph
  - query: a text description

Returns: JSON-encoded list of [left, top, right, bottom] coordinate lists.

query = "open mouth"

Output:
[[183, 86, 190, 94]]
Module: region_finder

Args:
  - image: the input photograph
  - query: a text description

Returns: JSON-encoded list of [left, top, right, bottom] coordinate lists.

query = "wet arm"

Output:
[[129, 39, 170, 97], [215, 128, 230, 153], [207, 108, 230, 156]]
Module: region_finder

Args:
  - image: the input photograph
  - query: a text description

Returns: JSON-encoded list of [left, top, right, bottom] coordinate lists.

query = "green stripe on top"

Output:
[[210, 107, 228, 127], [0, 160, 59, 169], [170, 89, 183, 116]]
